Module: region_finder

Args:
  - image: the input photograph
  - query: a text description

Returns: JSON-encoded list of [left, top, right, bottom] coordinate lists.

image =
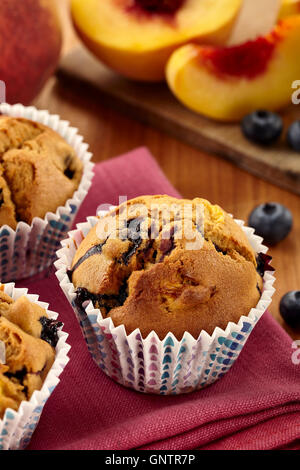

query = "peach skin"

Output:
[[166, 16, 300, 122], [0, 0, 62, 104], [71, 0, 242, 82]]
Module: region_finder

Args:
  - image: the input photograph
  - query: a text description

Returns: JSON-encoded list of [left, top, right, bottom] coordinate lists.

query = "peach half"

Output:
[[71, 0, 242, 81], [279, 0, 300, 19], [166, 16, 300, 121]]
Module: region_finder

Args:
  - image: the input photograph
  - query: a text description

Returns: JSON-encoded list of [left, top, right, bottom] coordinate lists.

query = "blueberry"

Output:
[[287, 121, 300, 152], [256, 253, 275, 277], [39, 317, 63, 348], [279, 291, 300, 329], [241, 110, 283, 145], [248, 202, 293, 245]]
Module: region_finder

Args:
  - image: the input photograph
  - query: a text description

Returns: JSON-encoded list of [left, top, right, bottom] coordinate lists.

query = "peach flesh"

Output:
[[166, 16, 300, 121]]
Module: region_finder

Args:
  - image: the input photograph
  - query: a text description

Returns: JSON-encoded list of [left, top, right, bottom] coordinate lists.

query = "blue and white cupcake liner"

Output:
[[55, 211, 275, 395], [0, 283, 70, 450], [0, 103, 94, 282]]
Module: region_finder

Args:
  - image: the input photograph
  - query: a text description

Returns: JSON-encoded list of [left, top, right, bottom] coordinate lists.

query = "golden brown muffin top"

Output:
[[70, 195, 264, 340], [0, 116, 83, 229], [0, 290, 62, 418]]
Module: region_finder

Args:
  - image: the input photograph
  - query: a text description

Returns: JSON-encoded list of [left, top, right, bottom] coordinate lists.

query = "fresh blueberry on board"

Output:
[[287, 121, 300, 152], [280, 291, 300, 329], [248, 203, 293, 245], [241, 110, 283, 145]]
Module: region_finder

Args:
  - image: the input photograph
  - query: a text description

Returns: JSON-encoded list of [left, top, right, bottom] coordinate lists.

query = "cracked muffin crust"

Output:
[[70, 195, 264, 340], [0, 290, 62, 418], [0, 116, 83, 229]]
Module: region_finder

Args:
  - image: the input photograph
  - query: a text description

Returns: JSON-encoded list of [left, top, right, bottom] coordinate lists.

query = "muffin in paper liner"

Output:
[[55, 210, 275, 395], [0, 103, 94, 282], [0, 283, 70, 450]]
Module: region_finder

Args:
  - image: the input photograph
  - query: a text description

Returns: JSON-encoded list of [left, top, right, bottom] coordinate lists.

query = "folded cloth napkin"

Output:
[[17, 147, 300, 451]]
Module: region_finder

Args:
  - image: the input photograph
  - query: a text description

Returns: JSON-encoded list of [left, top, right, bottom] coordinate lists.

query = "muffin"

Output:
[[0, 116, 83, 229], [0, 290, 62, 418], [0, 103, 94, 283], [57, 195, 275, 395], [69, 195, 264, 340]]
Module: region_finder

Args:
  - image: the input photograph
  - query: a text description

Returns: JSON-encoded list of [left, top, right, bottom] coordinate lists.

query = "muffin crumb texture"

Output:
[[0, 290, 60, 419], [0, 116, 83, 229], [71, 195, 263, 340]]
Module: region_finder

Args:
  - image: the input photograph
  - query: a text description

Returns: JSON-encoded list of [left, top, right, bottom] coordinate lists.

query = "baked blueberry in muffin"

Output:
[[0, 290, 62, 418], [0, 116, 83, 229], [69, 195, 266, 340]]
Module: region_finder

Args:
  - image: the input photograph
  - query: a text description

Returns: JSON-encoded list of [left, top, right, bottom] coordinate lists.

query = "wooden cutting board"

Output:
[[57, 46, 300, 195]]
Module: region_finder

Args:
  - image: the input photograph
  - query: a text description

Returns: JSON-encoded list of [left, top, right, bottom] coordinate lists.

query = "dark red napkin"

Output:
[[17, 147, 300, 450]]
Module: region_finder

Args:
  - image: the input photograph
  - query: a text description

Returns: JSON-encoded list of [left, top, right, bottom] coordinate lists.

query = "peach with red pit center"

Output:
[[71, 0, 242, 82], [166, 16, 300, 121]]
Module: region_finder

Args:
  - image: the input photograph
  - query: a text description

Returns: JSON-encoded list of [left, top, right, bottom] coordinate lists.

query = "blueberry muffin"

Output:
[[69, 195, 267, 340], [0, 290, 62, 418], [0, 116, 83, 229]]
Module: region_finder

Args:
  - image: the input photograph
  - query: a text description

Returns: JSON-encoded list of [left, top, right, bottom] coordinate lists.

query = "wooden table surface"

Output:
[[35, 0, 300, 339]]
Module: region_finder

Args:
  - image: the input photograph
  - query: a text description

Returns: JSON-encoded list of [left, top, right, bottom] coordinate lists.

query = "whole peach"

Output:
[[0, 0, 62, 104]]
